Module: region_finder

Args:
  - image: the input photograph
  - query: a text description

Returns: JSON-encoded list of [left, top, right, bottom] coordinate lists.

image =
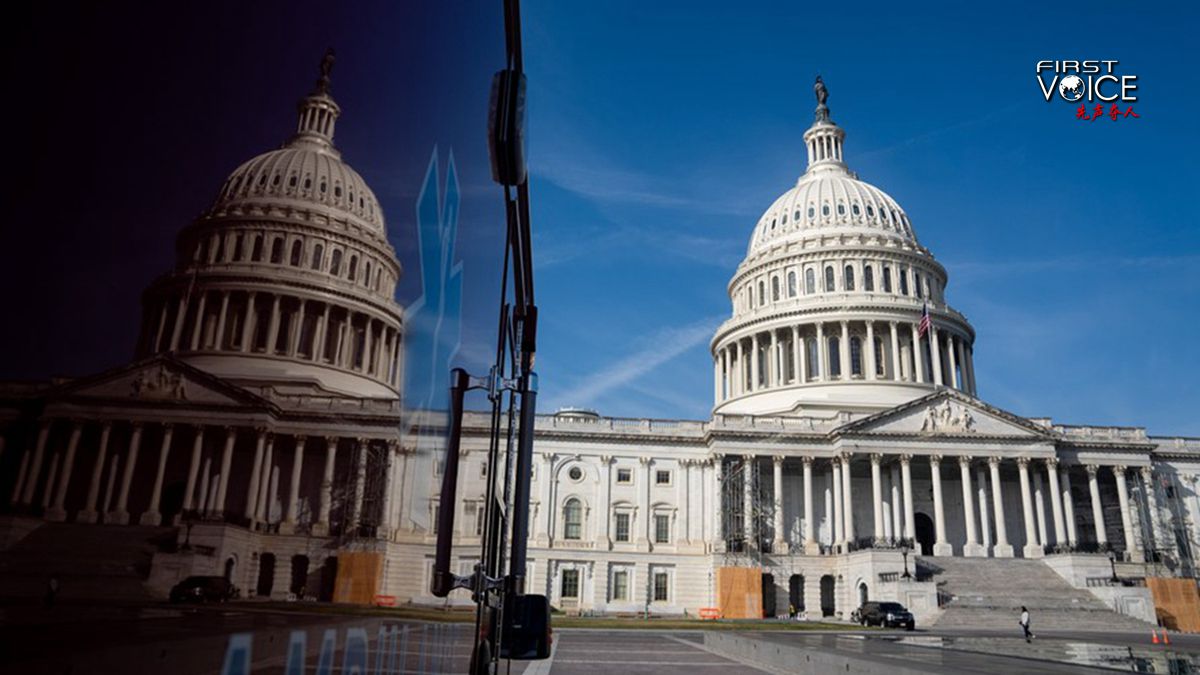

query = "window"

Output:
[[807, 339, 819, 378], [465, 502, 482, 536], [824, 266, 835, 292], [788, 271, 797, 296], [850, 336, 863, 376], [432, 504, 440, 535], [807, 206, 815, 219], [844, 265, 855, 291], [655, 470, 671, 486], [758, 281, 765, 305], [771, 277, 780, 301], [615, 513, 631, 542], [568, 466, 583, 481], [805, 268, 816, 294], [853, 203, 861, 216], [348, 255, 358, 281], [232, 234, 244, 262], [822, 204, 830, 216], [837, 203, 845, 216], [563, 498, 582, 540], [330, 249, 342, 276], [875, 337, 885, 376], [616, 468, 632, 484], [290, 240, 303, 267], [828, 337, 841, 378], [251, 235, 264, 261], [899, 266, 909, 295], [914, 272, 923, 299], [781, 213, 787, 224], [864, 266, 874, 291], [364, 262, 372, 287], [794, 210, 801, 221], [270, 238, 284, 264], [612, 570, 629, 601], [480, 461, 489, 478], [654, 514, 670, 543], [561, 569, 579, 598], [653, 572, 669, 602], [311, 244, 324, 270], [213, 235, 225, 262], [882, 265, 893, 293]]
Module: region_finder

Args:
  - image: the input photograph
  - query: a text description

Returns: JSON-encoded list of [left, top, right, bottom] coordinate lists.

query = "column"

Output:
[[750, 335, 760, 391], [215, 427, 236, 517], [598, 456, 613, 545], [769, 330, 779, 387], [46, 422, 84, 522], [213, 292, 230, 349], [959, 457, 984, 556], [290, 301, 307, 356], [197, 458, 212, 515], [1086, 465, 1107, 546], [1114, 466, 1138, 561], [710, 454, 724, 546], [870, 454, 884, 541], [314, 437, 337, 535], [791, 326, 802, 384], [742, 455, 753, 546], [255, 434, 275, 523], [243, 429, 266, 521], [889, 464, 902, 543], [153, 300, 170, 352], [815, 323, 825, 381], [931, 455, 951, 555], [772, 456, 785, 551], [78, 422, 113, 522], [266, 295, 283, 354], [281, 436, 306, 534], [844, 451, 854, 540], [930, 325, 944, 385], [314, 304, 330, 362], [1045, 458, 1066, 548], [947, 335, 960, 389], [1017, 458, 1041, 558], [900, 455, 915, 546], [362, 321, 375, 374], [110, 423, 144, 524], [839, 321, 850, 379], [140, 424, 174, 525], [889, 322, 901, 381], [379, 442, 396, 534], [351, 439, 367, 529], [1060, 467, 1078, 546], [1033, 472, 1049, 552], [832, 459, 844, 546], [965, 346, 977, 395], [713, 355, 721, 403], [910, 324, 924, 383], [181, 426, 204, 520], [733, 341, 743, 395], [169, 296, 189, 351], [989, 457, 1013, 557], [1139, 467, 1159, 553], [20, 420, 52, 505], [977, 466, 992, 551], [865, 322, 877, 380], [802, 457, 817, 552], [189, 292, 208, 350], [955, 339, 967, 393], [240, 292, 257, 352]]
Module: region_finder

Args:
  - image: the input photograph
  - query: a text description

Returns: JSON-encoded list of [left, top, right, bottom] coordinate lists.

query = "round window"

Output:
[[568, 466, 583, 481]]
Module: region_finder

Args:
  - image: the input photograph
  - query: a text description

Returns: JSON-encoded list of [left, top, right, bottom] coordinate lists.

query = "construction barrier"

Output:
[[716, 567, 762, 619], [1147, 577, 1200, 633], [698, 607, 721, 620], [374, 594, 397, 607], [332, 551, 384, 605]]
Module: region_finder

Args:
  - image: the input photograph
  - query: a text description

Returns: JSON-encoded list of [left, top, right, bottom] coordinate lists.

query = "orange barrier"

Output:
[[375, 594, 397, 607], [1147, 577, 1200, 633], [698, 607, 721, 620]]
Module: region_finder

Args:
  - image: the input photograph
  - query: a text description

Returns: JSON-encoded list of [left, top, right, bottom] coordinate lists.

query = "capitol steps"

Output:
[[0, 522, 174, 600], [923, 556, 1154, 631]]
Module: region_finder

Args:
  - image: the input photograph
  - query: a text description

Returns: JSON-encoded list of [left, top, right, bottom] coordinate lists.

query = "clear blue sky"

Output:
[[522, 1, 1200, 435]]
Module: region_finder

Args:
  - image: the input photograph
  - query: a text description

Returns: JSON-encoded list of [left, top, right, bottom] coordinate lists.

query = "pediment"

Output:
[[839, 391, 1052, 439], [52, 357, 268, 408]]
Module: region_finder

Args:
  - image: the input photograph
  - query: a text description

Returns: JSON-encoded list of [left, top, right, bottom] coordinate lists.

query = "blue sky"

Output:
[[521, 1, 1200, 435]]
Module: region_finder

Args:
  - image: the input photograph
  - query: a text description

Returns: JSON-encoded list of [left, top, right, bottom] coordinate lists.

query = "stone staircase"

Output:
[[923, 556, 1154, 631], [0, 522, 176, 600]]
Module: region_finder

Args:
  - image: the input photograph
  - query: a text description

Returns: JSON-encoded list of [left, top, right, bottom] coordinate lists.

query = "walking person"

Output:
[[1019, 606, 1035, 642], [44, 574, 59, 609]]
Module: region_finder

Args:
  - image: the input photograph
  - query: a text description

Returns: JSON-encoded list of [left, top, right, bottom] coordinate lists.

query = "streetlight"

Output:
[[1108, 549, 1119, 583], [901, 542, 912, 580]]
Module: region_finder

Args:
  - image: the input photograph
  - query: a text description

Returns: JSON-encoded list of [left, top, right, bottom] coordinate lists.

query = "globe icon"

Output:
[[1059, 75, 1085, 102]]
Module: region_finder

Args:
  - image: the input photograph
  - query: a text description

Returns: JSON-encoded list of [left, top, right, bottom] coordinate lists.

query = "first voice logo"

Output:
[[1036, 60, 1141, 122]]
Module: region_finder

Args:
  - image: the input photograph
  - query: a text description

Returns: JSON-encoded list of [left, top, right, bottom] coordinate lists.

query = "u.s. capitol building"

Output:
[[0, 65, 1195, 626]]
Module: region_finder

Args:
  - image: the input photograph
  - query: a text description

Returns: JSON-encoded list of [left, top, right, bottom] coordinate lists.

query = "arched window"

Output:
[[251, 235, 264, 261], [899, 266, 909, 295], [787, 271, 797, 296], [864, 266, 874, 291], [364, 262, 372, 287], [290, 240, 303, 267], [805, 268, 815, 294], [850, 336, 863, 376], [844, 265, 855, 291], [232, 234, 245, 262], [330, 249, 343, 276], [806, 339, 819, 378], [914, 272, 923, 299], [824, 266, 835, 292], [270, 237, 284, 264], [771, 277, 780, 301], [882, 265, 893, 293], [875, 337, 885, 376], [563, 498, 582, 540], [311, 244, 324, 270], [828, 337, 841, 378], [348, 255, 358, 281]]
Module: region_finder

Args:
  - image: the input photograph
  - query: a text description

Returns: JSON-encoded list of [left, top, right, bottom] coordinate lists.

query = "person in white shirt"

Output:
[[1019, 606, 1035, 642]]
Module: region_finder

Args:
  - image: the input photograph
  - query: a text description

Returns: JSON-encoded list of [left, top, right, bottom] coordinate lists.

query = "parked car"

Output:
[[169, 575, 235, 603], [858, 601, 915, 630]]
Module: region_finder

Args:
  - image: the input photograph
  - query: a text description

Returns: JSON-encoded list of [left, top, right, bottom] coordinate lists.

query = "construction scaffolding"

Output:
[[718, 455, 777, 568]]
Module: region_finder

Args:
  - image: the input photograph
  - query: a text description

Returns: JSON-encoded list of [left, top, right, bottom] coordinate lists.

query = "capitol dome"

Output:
[[711, 77, 976, 416], [135, 52, 404, 398]]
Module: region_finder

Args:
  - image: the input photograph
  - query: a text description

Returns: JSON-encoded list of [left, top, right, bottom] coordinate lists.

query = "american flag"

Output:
[[918, 302, 931, 337]]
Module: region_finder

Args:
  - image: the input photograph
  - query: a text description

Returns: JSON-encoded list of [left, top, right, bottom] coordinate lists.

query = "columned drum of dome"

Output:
[[711, 78, 976, 416], [136, 55, 404, 398]]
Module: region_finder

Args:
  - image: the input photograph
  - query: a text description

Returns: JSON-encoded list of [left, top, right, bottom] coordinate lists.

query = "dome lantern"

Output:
[[289, 48, 341, 154], [803, 76, 848, 175]]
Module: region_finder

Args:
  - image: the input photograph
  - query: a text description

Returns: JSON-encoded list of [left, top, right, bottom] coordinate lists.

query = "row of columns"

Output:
[[714, 318, 975, 403], [721, 453, 1144, 560], [7, 419, 406, 538], [149, 290, 402, 388]]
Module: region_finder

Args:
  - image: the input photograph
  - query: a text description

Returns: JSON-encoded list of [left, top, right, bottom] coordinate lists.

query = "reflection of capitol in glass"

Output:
[[0, 70, 1196, 633], [1059, 75, 1086, 101]]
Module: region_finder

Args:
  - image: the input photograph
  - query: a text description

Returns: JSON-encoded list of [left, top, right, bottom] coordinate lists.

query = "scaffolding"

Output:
[[718, 455, 777, 569]]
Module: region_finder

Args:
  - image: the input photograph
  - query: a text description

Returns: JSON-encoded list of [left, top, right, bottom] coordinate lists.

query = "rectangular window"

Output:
[[432, 504, 440, 535], [655, 470, 672, 486], [654, 514, 670, 543], [653, 572, 669, 602], [561, 569, 579, 598], [480, 461, 488, 478], [616, 468, 632, 484], [615, 513, 630, 542], [899, 266, 909, 295], [612, 570, 629, 601], [465, 502, 477, 536], [882, 265, 893, 293]]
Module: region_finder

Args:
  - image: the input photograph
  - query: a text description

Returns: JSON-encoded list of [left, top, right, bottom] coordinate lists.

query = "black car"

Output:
[[169, 575, 235, 603], [858, 601, 915, 630]]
